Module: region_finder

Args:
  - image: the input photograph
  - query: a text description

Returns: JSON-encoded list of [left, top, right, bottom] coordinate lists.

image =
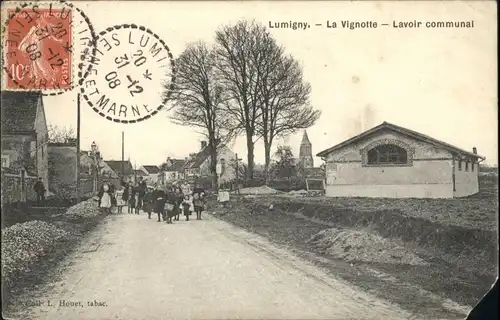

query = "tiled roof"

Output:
[[316, 121, 485, 160], [134, 169, 147, 176], [1, 91, 41, 133], [141, 165, 160, 174], [188, 147, 210, 169], [182, 139, 228, 170], [105, 160, 134, 175], [162, 159, 186, 172]]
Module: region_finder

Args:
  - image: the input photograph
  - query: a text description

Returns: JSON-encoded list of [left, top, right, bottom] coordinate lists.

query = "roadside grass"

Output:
[[212, 175, 498, 317]]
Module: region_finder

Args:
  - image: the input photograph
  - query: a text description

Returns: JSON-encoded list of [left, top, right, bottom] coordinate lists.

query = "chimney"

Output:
[[473, 147, 477, 154], [201, 141, 207, 149]]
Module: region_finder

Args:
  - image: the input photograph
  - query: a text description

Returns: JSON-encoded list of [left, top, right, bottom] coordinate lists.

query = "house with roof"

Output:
[[104, 160, 135, 185], [1, 91, 49, 188], [139, 165, 161, 184], [134, 169, 148, 183], [183, 141, 236, 183], [316, 121, 485, 199], [158, 157, 187, 184]]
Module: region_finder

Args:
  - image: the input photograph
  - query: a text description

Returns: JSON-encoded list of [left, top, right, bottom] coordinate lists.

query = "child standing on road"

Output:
[[182, 195, 193, 221], [193, 191, 205, 220], [98, 183, 112, 214], [143, 186, 154, 219], [116, 186, 125, 214], [173, 187, 184, 221], [128, 186, 136, 214]]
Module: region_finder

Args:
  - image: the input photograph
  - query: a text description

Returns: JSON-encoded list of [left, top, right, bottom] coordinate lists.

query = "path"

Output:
[[6, 211, 421, 320]]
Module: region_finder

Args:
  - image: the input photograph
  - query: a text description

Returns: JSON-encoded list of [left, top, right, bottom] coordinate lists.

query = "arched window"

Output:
[[367, 144, 408, 165]]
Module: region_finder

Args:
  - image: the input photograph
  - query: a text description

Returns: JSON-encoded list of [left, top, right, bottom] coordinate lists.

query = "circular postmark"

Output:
[[1, 1, 97, 96], [80, 24, 175, 123]]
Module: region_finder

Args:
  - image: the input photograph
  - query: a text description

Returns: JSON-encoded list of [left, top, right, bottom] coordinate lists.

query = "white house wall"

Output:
[[199, 146, 236, 182], [454, 159, 479, 197], [147, 173, 159, 183], [163, 171, 180, 183], [324, 130, 457, 198]]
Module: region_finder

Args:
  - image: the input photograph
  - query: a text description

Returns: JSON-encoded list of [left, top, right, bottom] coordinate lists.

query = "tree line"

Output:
[[166, 20, 321, 188]]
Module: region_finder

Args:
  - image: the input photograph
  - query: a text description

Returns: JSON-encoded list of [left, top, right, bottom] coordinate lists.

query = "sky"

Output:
[[41, 1, 497, 167]]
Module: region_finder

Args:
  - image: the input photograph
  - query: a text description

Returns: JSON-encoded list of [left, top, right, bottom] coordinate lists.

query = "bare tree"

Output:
[[257, 50, 321, 183], [47, 125, 76, 143], [215, 20, 273, 181], [167, 41, 235, 190]]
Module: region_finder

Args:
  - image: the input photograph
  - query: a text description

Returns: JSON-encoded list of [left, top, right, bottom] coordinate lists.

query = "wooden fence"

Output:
[[1, 170, 101, 205]]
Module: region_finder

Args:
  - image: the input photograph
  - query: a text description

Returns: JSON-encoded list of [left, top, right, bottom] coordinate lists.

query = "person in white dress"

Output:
[[116, 186, 125, 214], [99, 184, 112, 213]]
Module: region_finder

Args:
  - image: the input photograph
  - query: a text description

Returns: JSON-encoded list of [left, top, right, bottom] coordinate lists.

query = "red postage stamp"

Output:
[[3, 5, 73, 91]]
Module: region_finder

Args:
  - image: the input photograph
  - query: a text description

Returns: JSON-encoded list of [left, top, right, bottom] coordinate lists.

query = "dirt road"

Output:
[[6, 212, 422, 320]]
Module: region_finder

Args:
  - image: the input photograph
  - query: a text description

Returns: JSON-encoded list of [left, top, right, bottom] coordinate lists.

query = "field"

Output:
[[212, 175, 498, 319]]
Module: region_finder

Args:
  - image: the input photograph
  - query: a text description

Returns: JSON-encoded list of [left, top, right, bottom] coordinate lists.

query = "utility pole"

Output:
[[134, 161, 137, 185], [75, 93, 81, 203], [121, 131, 124, 182]]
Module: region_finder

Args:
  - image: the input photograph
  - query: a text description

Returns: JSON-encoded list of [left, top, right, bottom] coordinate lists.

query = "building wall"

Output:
[[200, 146, 236, 182], [48, 145, 77, 198], [162, 171, 181, 183], [48, 145, 97, 197], [453, 158, 479, 197], [184, 168, 201, 179], [1, 135, 34, 169], [325, 183, 452, 199], [323, 130, 456, 198], [148, 173, 159, 183], [139, 167, 159, 183]]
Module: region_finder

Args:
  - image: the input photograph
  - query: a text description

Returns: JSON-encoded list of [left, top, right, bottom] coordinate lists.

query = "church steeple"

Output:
[[299, 130, 314, 168], [301, 131, 311, 144]]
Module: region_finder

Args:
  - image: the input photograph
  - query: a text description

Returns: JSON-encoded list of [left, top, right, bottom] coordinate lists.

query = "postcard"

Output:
[[1, 1, 497, 320]]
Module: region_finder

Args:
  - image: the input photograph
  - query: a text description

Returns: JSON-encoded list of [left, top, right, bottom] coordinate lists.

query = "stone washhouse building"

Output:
[[316, 122, 485, 199]]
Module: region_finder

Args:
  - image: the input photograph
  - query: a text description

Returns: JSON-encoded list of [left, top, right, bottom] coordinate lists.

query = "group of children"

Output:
[[97, 181, 206, 224]]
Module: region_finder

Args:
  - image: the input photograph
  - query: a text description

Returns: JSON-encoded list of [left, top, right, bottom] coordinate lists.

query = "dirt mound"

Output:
[[238, 185, 281, 195], [308, 228, 428, 266], [289, 189, 308, 194]]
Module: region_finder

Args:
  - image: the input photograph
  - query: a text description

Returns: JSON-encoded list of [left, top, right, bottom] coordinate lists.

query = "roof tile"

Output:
[[1, 91, 41, 133]]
